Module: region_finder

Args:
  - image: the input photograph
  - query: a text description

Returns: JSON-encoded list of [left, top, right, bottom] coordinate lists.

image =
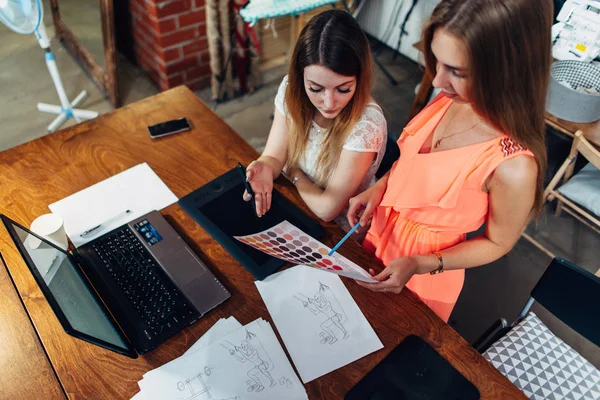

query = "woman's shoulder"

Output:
[[489, 152, 537, 191], [357, 101, 387, 128], [274, 75, 290, 115], [344, 102, 387, 152]]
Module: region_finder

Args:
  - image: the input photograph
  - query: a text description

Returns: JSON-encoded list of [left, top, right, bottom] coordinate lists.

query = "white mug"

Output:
[[29, 213, 69, 251]]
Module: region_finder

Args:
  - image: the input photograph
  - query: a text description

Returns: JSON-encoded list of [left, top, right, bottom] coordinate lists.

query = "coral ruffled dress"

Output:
[[363, 94, 533, 322]]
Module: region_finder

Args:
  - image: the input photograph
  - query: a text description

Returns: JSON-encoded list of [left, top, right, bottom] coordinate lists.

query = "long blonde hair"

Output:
[[285, 10, 374, 187], [423, 0, 552, 216]]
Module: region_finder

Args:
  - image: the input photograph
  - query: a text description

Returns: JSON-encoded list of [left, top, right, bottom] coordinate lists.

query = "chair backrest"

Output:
[[574, 130, 600, 171], [530, 257, 600, 347]]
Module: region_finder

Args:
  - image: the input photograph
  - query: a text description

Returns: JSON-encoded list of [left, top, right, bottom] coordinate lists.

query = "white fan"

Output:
[[0, 0, 98, 132]]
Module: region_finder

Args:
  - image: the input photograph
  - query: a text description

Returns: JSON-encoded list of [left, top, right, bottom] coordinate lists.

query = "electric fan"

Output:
[[0, 0, 99, 132]]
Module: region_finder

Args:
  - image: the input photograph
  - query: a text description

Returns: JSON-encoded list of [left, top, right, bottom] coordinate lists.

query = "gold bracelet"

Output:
[[430, 251, 444, 275]]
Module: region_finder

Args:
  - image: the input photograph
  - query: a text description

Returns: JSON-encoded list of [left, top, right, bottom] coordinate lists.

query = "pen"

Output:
[[80, 209, 132, 238], [328, 222, 361, 256], [236, 163, 255, 198], [237, 163, 260, 217]]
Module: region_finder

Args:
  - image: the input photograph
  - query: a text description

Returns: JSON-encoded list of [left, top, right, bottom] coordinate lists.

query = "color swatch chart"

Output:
[[234, 221, 376, 282]]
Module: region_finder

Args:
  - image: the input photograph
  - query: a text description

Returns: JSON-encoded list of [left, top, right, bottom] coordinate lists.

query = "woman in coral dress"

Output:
[[346, 0, 553, 322]]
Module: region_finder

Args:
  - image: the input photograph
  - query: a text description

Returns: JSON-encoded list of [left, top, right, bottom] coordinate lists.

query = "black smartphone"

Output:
[[148, 118, 191, 139]]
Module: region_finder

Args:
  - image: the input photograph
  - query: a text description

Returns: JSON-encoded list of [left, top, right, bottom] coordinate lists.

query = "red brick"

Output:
[[135, 44, 167, 75], [199, 49, 210, 64], [167, 73, 184, 87], [159, 78, 171, 91], [178, 9, 206, 28], [192, 0, 205, 9], [137, 14, 161, 39], [196, 23, 206, 37], [134, 18, 160, 44], [162, 47, 182, 63], [154, 0, 191, 18], [182, 38, 208, 57], [132, 0, 157, 17], [133, 31, 162, 64], [186, 76, 210, 91], [166, 56, 199, 74], [159, 27, 198, 48], [158, 17, 178, 33], [185, 64, 211, 81]]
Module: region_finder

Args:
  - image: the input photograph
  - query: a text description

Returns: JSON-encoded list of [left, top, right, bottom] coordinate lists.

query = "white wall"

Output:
[[357, 0, 440, 63]]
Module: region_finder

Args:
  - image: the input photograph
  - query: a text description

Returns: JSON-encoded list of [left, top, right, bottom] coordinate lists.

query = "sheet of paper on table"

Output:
[[255, 265, 384, 383], [49, 163, 178, 248], [132, 317, 308, 400]]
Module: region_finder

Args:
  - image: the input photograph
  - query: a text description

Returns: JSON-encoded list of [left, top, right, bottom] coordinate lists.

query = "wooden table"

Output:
[[0, 86, 525, 399], [409, 41, 600, 142], [0, 251, 65, 399]]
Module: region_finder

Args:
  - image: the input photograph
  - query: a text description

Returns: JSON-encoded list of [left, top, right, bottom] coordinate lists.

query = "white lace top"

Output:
[[274, 75, 387, 236]]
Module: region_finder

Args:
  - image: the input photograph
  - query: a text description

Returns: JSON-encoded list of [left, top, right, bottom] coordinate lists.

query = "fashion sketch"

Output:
[[295, 282, 349, 344], [222, 330, 278, 393]]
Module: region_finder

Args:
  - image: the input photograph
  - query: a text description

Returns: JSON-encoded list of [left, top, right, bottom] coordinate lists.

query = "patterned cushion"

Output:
[[483, 312, 600, 399], [240, 0, 338, 23], [558, 163, 600, 218]]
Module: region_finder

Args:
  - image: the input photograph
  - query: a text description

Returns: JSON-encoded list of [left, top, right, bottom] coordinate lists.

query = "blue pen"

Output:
[[328, 222, 361, 256]]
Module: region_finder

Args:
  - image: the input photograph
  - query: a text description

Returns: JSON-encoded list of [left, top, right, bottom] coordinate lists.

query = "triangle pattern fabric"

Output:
[[483, 312, 600, 399]]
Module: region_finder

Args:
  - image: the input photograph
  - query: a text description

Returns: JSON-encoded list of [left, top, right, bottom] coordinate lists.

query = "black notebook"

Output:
[[179, 166, 325, 280], [346, 335, 480, 400]]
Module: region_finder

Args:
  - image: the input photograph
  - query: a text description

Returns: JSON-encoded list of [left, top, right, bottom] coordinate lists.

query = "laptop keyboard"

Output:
[[91, 227, 197, 339]]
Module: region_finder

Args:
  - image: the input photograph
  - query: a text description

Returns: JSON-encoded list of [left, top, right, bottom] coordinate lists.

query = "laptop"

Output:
[[1, 211, 230, 358]]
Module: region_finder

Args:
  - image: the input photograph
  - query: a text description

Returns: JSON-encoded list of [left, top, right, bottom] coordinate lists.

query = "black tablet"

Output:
[[346, 335, 480, 400], [179, 166, 325, 280]]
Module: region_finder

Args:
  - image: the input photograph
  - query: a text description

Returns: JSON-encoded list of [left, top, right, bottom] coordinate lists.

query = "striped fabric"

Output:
[[240, 0, 338, 23]]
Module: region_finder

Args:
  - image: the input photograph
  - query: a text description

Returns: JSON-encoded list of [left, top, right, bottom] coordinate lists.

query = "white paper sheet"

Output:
[[49, 163, 178, 247], [255, 265, 383, 383], [183, 316, 243, 356], [130, 391, 144, 400], [140, 319, 307, 400]]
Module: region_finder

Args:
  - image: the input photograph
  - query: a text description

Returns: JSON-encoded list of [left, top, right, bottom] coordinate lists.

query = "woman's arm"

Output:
[[255, 109, 290, 177], [245, 109, 289, 216], [290, 149, 376, 222], [358, 155, 538, 293]]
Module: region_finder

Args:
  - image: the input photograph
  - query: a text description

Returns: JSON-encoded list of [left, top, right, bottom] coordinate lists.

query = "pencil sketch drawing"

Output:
[[175, 367, 240, 400], [221, 330, 279, 393], [295, 282, 349, 344]]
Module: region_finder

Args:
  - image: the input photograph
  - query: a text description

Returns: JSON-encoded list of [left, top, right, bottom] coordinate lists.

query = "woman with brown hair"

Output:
[[243, 10, 387, 237], [347, 0, 552, 321]]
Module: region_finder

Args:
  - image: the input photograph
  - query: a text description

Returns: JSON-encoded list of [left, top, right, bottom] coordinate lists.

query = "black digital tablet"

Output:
[[178, 165, 325, 280], [346, 335, 480, 400]]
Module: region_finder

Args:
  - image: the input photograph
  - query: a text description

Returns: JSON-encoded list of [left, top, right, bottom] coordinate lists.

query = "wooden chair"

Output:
[[523, 130, 600, 277]]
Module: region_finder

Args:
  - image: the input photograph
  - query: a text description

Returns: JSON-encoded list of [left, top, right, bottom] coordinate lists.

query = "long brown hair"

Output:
[[423, 0, 552, 215], [285, 10, 373, 187]]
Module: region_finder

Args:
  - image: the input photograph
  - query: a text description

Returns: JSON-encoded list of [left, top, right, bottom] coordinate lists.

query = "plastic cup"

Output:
[[29, 213, 69, 250]]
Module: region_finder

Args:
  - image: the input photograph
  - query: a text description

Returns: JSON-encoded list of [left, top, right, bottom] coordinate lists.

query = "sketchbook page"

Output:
[[255, 265, 384, 383], [49, 163, 178, 248], [183, 317, 243, 356], [234, 220, 376, 282], [141, 319, 308, 400]]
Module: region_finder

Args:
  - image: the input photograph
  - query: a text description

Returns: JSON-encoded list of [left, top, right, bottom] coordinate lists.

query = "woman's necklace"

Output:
[[434, 107, 483, 149]]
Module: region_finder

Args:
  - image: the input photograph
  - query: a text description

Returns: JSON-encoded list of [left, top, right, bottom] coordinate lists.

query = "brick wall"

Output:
[[130, 0, 211, 91]]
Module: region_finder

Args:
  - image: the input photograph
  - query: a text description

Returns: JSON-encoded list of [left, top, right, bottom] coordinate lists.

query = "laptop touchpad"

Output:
[[167, 247, 207, 285]]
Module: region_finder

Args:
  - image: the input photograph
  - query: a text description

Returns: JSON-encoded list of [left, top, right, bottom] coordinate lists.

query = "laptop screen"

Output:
[[4, 217, 134, 356]]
